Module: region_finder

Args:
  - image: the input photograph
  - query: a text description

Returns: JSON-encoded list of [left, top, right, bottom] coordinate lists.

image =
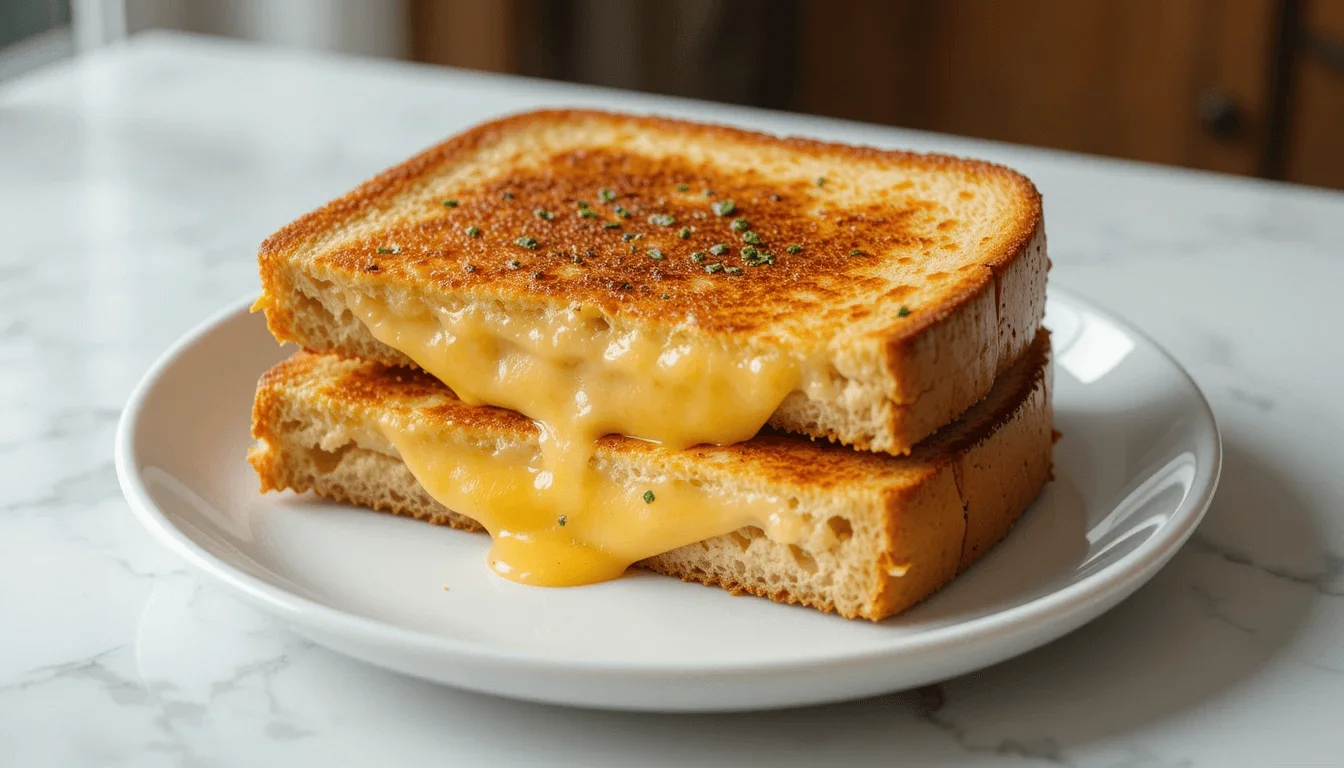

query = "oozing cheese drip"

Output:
[[345, 292, 810, 585]]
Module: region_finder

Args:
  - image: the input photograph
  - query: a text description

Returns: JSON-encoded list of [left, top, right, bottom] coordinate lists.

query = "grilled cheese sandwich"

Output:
[[251, 109, 1051, 603]]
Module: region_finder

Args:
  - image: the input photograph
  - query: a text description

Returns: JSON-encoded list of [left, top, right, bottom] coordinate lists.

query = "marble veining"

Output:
[[3, 32, 1344, 766]]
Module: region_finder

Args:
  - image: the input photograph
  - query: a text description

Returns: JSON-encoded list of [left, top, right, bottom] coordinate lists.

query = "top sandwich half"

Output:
[[255, 109, 1047, 455]]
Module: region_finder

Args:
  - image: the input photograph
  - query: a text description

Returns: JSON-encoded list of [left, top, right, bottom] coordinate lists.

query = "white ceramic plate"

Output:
[[116, 288, 1220, 712]]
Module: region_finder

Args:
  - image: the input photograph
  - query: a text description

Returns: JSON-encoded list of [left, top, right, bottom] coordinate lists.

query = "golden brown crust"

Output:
[[255, 108, 1047, 447], [260, 110, 1041, 340]]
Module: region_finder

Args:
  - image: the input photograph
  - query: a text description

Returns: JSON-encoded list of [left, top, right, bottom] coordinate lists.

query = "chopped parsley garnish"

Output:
[[661, 293, 671, 299], [534, 209, 554, 220], [622, 232, 642, 242], [613, 205, 631, 219], [730, 218, 750, 232], [724, 265, 743, 275], [678, 184, 690, 192], [691, 251, 707, 262], [514, 236, 538, 250], [647, 248, 664, 260], [898, 306, 912, 317], [558, 514, 567, 527], [743, 248, 775, 266], [376, 246, 394, 254], [576, 200, 590, 208], [464, 264, 476, 273], [442, 199, 459, 208], [465, 226, 482, 238], [849, 249, 864, 256], [709, 243, 729, 256], [710, 199, 736, 217], [704, 263, 724, 274], [678, 227, 692, 240], [507, 259, 522, 269], [602, 221, 621, 229], [579, 208, 597, 219], [642, 490, 656, 504], [600, 188, 617, 202], [648, 213, 677, 227], [786, 244, 802, 254], [816, 177, 826, 187], [742, 231, 761, 245]]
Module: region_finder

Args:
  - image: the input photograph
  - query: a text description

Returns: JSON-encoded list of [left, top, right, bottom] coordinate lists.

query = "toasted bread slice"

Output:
[[255, 109, 1047, 455], [248, 331, 1053, 621]]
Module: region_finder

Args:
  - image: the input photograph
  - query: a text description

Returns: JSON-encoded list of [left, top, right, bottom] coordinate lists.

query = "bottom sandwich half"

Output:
[[248, 330, 1054, 621]]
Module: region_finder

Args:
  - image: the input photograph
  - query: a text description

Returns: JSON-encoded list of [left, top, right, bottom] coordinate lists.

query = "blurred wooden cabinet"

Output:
[[408, 0, 1344, 189], [1288, 1, 1344, 187], [798, 0, 1344, 188]]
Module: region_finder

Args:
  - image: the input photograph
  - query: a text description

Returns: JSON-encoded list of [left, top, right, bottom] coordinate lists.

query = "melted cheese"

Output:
[[381, 425, 838, 585], [345, 291, 823, 585]]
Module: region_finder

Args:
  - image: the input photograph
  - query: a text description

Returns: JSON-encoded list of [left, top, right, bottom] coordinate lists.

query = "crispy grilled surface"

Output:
[[259, 109, 1042, 342]]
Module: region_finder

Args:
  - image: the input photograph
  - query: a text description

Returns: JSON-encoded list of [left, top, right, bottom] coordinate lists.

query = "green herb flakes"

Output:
[[742, 231, 761, 245], [442, 199, 459, 208], [534, 209, 554, 220], [465, 226, 481, 238], [603, 221, 621, 229], [507, 259, 522, 270], [677, 184, 690, 192], [600, 188, 617, 202], [849, 249, 864, 257], [787, 244, 803, 254], [724, 265, 743, 275], [691, 251, 707, 262], [898, 306, 912, 317], [558, 515, 567, 526], [613, 205, 631, 219], [704, 263, 724, 274], [816, 177, 826, 187], [648, 213, 677, 227], [514, 236, 538, 250], [503, 191, 515, 199], [622, 232, 642, 242], [579, 208, 597, 219], [730, 218, 750, 232], [643, 490, 656, 504], [678, 227, 692, 239], [709, 243, 729, 256], [710, 199, 736, 217], [647, 248, 664, 260]]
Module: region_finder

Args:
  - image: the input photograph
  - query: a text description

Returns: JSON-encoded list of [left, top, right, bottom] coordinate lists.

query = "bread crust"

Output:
[[255, 109, 1047, 454], [248, 331, 1054, 621]]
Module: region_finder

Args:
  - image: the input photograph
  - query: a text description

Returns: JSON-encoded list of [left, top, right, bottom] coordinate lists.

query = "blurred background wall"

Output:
[[4, 0, 1342, 189]]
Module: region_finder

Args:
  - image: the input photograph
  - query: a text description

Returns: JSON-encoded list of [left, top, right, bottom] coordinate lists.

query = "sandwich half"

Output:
[[249, 331, 1054, 621], [254, 109, 1047, 456]]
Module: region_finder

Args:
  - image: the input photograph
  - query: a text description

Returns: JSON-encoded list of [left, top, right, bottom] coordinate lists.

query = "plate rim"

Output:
[[115, 286, 1222, 677]]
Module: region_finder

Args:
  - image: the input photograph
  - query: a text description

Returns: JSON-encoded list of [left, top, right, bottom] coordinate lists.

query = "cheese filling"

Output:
[[344, 292, 826, 585], [380, 425, 841, 586]]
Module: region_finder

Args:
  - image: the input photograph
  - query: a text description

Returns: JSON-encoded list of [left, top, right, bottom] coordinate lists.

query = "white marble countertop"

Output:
[[3, 31, 1344, 767]]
